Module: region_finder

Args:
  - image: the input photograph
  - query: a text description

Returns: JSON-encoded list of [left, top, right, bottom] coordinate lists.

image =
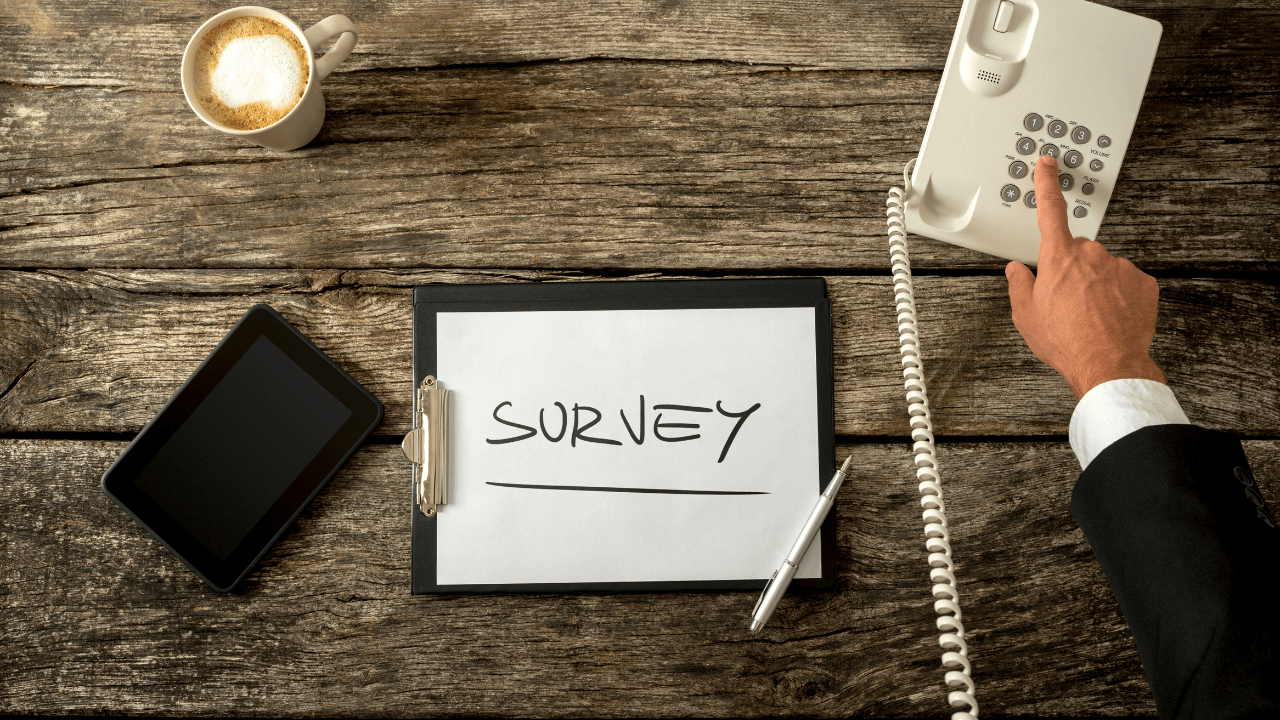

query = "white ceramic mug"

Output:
[[180, 6, 358, 151]]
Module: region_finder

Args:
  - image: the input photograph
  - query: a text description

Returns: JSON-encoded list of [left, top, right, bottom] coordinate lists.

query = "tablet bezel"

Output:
[[101, 304, 383, 591]]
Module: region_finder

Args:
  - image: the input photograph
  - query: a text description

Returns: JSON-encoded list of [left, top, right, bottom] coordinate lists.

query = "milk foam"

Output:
[[211, 35, 304, 110]]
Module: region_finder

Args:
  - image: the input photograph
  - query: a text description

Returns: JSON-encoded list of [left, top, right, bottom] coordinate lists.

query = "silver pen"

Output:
[[749, 455, 852, 633]]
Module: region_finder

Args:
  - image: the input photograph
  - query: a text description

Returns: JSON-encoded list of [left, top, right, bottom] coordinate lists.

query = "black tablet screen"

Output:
[[133, 335, 352, 560]]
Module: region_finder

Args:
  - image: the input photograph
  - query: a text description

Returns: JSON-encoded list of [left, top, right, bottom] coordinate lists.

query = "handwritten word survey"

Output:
[[486, 395, 761, 463]]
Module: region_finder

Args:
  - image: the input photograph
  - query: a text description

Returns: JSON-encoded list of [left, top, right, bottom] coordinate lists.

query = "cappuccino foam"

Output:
[[194, 17, 310, 131]]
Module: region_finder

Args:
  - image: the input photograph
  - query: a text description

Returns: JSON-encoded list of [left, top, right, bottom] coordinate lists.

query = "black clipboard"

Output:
[[411, 278, 835, 594]]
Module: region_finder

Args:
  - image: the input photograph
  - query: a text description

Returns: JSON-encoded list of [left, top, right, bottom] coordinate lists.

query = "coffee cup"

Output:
[[180, 6, 358, 151]]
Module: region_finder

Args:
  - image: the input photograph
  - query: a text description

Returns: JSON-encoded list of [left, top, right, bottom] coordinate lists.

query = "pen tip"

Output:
[[840, 455, 853, 474], [749, 619, 764, 634]]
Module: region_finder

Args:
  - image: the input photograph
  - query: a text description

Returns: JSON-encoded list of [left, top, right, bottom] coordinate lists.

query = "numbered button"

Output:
[[1073, 206, 1088, 218], [1040, 144, 1060, 158], [1097, 135, 1112, 148], [1082, 183, 1095, 195], [1001, 184, 1021, 202], [1008, 161, 1028, 179], [1024, 191, 1037, 209], [1059, 173, 1074, 191], [1063, 150, 1083, 168], [1016, 137, 1036, 155], [1048, 119, 1068, 138], [1024, 113, 1044, 132], [1089, 159, 1105, 172], [1072, 126, 1091, 144]]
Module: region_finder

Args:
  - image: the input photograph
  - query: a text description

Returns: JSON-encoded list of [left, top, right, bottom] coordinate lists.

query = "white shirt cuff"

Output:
[[1069, 378, 1191, 470]]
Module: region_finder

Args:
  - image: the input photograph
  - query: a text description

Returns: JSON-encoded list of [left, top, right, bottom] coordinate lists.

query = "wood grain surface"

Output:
[[1, 63, 1276, 271], [2, 0, 1276, 87], [6, 438, 1274, 717], [3, 0, 1278, 715], [2, 0, 1278, 271], [3, 269, 1278, 438]]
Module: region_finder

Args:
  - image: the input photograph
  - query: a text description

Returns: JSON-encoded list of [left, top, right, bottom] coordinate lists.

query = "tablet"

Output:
[[102, 304, 383, 591]]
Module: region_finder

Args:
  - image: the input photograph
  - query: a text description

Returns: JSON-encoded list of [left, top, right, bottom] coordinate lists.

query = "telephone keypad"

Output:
[[1011, 114, 1110, 211]]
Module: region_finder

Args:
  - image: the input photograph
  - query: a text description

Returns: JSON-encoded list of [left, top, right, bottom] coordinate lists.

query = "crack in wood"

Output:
[[0, 356, 37, 403]]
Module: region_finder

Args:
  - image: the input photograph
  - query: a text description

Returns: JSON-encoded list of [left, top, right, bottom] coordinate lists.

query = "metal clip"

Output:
[[402, 375, 449, 517], [753, 568, 780, 615]]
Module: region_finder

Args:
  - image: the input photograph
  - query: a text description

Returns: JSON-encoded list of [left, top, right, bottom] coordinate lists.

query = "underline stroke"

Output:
[[486, 482, 770, 495]]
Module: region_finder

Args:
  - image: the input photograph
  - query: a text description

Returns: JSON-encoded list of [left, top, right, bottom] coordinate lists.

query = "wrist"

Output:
[[1066, 356, 1165, 399]]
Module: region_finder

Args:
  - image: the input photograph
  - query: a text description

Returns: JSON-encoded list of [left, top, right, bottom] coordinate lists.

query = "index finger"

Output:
[[1033, 154, 1072, 261]]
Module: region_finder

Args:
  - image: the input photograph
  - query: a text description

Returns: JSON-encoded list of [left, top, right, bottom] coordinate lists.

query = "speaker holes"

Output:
[[978, 70, 1001, 83]]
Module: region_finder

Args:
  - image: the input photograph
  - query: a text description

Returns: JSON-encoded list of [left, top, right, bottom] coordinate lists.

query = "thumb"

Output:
[[1005, 261, 1035, 321]]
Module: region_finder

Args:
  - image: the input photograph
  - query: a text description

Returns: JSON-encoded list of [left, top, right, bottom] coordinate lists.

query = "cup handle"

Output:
[[304, 15, 359, 80]]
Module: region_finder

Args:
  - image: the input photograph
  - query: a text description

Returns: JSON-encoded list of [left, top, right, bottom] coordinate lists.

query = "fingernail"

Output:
[[1004, 263, 1013, 278], [1044, 155, 1057, 167]]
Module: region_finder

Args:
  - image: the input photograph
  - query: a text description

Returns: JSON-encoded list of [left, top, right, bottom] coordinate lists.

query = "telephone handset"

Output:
[[885, 1, 1162, 717]]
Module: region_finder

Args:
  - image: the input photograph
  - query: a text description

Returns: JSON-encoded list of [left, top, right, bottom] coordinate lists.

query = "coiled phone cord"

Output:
[[886, 158, 978, 720]]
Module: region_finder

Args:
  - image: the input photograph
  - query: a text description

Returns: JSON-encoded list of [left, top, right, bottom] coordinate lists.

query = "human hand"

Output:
[[1004, 154, 1164, 399]]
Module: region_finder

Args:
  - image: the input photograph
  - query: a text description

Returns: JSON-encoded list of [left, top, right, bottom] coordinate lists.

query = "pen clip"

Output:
[[753, 568, 779, 616]]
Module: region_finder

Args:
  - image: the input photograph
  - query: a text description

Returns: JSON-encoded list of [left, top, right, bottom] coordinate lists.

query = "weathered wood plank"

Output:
[[5, 439, 1275, 715], [1, 0, 1275, 91], [20, 438, 1280, 715], [2, 64, 1276, 271], [2, 269, 1278, 437]]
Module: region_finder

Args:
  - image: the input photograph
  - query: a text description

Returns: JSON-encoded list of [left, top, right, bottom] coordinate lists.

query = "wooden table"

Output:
[[2, 0, 1277, 716]]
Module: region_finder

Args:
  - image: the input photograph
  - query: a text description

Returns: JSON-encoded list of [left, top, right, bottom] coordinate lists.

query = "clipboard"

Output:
[[410, 278, 835, 594]]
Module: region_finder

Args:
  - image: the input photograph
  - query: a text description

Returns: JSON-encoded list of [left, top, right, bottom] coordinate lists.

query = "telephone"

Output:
[[884, 0, 1162, 717], [904, 0, 1162, 265]]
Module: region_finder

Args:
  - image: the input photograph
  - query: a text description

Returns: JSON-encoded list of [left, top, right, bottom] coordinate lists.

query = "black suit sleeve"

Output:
[[1071, 424, 1279, 720]]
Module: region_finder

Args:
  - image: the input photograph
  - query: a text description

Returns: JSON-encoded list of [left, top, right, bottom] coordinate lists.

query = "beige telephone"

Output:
[[884, 1, 1161, 716]]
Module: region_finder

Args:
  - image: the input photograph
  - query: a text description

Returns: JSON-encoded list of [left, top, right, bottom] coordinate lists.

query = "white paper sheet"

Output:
[[436, 307, 821, 585]]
